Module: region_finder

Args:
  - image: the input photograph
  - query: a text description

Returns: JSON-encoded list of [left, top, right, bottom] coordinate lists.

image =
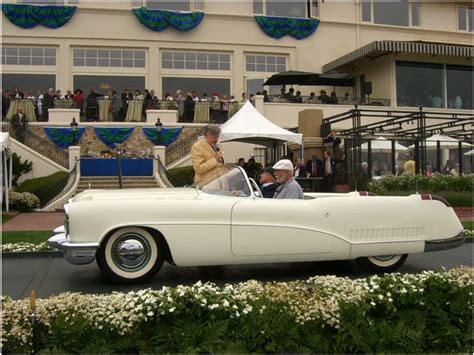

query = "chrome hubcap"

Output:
[[372, 255, 395, 261], [112, 234, 151, 271]]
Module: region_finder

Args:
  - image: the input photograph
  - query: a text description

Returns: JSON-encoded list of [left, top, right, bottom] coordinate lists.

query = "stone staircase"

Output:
[[76, 176, 158, 194]]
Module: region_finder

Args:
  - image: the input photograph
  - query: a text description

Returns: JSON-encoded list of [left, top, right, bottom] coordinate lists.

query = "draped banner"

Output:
[[254, 16, 319, 40], [142, 127, 182, 147], [132, 7, 204, 32], [44, 127, 85, 149], [2, 4, 77, 29], [94, 127, 135, 149]]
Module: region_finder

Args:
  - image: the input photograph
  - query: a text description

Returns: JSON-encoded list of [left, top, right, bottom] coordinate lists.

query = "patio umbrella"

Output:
[[263, 70, 319, 86], [263, 70, 354, 87], [359, 137, 408, 153], [408, 134, 472, 149]]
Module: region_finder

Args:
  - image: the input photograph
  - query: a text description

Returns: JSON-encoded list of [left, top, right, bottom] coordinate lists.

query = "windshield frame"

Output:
[[193, 165, 255, 198]]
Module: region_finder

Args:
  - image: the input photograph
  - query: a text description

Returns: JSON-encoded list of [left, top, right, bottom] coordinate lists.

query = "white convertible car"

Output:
[[48, 166, 465, 283]]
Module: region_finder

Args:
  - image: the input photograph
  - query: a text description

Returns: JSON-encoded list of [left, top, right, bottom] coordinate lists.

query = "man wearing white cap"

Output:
[[272, 159, 304, 199]]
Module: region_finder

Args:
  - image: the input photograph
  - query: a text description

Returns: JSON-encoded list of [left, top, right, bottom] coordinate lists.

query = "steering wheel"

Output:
[[248, 178, 263, 198]]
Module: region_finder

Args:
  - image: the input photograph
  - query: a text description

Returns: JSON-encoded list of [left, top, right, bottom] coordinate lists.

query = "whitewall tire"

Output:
[[97, 227, 164, 283], [356, 254, 408, 273]]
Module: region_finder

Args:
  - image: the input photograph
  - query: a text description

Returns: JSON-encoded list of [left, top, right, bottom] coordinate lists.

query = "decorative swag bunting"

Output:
[[132, 7, 204, 32], [44, 127, 85, 149], [2, 4, 77, 29], [254, 16, 319, 40], [142, 127, 182, 147], [94, 127, 135, 149]]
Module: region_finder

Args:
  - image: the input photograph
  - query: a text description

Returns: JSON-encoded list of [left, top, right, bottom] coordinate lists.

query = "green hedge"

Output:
[[16, 171, 68, 207], [2, 268, 472, 353], [168, 166, 195, 187], [368, 174, 473, 194]]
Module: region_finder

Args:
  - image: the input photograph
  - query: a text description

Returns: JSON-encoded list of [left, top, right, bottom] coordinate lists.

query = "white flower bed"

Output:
[[2, 266, 472, 350], [0, 242, 52, 253]]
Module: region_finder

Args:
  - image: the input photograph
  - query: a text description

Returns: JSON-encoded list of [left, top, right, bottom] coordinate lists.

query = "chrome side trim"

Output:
[[424, 232, 465, 252], [48, 233, 99, 265]]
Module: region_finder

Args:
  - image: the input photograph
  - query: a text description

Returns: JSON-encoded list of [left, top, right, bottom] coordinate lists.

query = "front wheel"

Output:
[[356, 254, 408, 274], [97, 227, 164, 283]]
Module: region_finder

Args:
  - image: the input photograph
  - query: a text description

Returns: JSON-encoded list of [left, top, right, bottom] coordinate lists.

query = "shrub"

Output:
[[368, 174, 473, 194], [8, 191, 40, 212], [16, 171, 68, 206], [168, 166, 195, 187], [1, 268, 472, 353], [11, 153, 33, 187]]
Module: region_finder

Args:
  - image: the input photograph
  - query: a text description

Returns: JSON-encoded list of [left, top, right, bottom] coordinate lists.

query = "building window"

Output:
[[458, 6, 474, 32], [131, 0, 203, 12], [73, 49, 146, 68], [362, 0, 420, 27], [162, 77, 231, 98], [3, 73, 55, 94], [396, 61, 444, 108], [446, 65, 473, 109], [246, 55, 286, 73], [17, 0, 78, 4], [2, 47, 56, 66], [253, 0, 318, 18], [162, 51, 230, 71], [73, 75, 146, 95]]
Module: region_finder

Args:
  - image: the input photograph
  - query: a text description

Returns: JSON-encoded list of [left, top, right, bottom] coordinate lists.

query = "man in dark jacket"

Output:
[[11, 107, 28, 143], [323, 150, 337, 192], [42, 88, 55, 121], [259, 167, 278, 198], [306, 155, 323, 178]]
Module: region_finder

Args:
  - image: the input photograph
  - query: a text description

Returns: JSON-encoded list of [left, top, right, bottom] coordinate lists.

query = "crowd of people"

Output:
[[1, 86, 254, 123]]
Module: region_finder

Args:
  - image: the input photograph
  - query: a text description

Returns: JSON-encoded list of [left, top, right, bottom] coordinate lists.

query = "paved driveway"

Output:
[[2, 243, 472, 300]]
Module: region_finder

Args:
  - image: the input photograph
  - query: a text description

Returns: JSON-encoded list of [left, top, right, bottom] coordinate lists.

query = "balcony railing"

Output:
[[76, 99, 244, 123], [268, 95, 391, 106]]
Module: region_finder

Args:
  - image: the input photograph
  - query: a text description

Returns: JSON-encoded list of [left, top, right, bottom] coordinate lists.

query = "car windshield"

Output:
[[192, 166, 251, 197]]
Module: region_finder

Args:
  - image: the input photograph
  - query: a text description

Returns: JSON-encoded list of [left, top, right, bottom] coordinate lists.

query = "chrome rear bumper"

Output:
[[48, 233, 99, 265], [424, 232, 465, 252]]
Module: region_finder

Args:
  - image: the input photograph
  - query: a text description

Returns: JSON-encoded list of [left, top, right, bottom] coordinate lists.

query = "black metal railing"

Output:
[[36, 163, 77, 208], [3, 123, 69, 168], [268, 95, 391, 106], [78, 99, 243, 124], [165, 127, 206, 167]]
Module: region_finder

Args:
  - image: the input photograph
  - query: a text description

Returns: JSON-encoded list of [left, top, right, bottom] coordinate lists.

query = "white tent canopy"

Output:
[[219, 101, 303, 146], [464, 149, 474, 156], [1, 132, 12, 212], [359, 137, 408, 153], [0, 132, 11, 152], [408, 134, 472, 150]]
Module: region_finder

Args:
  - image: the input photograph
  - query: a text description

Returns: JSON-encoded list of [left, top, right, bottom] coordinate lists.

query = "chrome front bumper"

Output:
[[424, 232, 465, 252], [48, 232, 99, 265]]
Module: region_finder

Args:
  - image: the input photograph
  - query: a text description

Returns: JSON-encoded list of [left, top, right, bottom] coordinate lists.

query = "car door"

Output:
[[231, 198, 335, 256]]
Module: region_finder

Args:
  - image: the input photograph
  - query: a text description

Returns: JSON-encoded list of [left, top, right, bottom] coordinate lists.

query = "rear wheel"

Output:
[[356, 254, 408, 273], [97, 227, 164, 283]]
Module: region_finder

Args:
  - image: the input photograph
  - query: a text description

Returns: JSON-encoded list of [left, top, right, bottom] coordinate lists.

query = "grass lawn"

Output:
[[462, 221, 473, 231], [2, 213, 18, 224], [2, 231, 51, 244]]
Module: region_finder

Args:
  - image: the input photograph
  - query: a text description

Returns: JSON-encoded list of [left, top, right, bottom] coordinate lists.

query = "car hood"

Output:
[[72, 187, 199, 202]]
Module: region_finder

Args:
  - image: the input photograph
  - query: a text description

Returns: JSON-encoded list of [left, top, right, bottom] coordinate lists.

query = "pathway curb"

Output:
[[2, 251, 63, 258]]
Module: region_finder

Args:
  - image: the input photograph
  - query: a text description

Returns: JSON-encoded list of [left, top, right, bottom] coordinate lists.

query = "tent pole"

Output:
[[4, 154, 9, 212], [301, 140, 304, 161]]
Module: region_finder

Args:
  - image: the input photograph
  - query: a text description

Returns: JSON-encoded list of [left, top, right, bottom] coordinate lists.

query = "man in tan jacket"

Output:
[[192, 124, 225, 184]]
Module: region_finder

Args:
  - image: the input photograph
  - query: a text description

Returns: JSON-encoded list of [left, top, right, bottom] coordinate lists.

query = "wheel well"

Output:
[[100, 226, 175, 265]]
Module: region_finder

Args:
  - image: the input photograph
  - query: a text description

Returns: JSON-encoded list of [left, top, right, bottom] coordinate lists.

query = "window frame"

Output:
[[252, 0, 318, 19], [457, 5, 473, 32], [2, 46, 57, 67], [161, 50, 231, 72], [361, 0, 421, 28], [130, 0, 205, 12], [72, 48, 147, 69], [245, 54, 287, 73]]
